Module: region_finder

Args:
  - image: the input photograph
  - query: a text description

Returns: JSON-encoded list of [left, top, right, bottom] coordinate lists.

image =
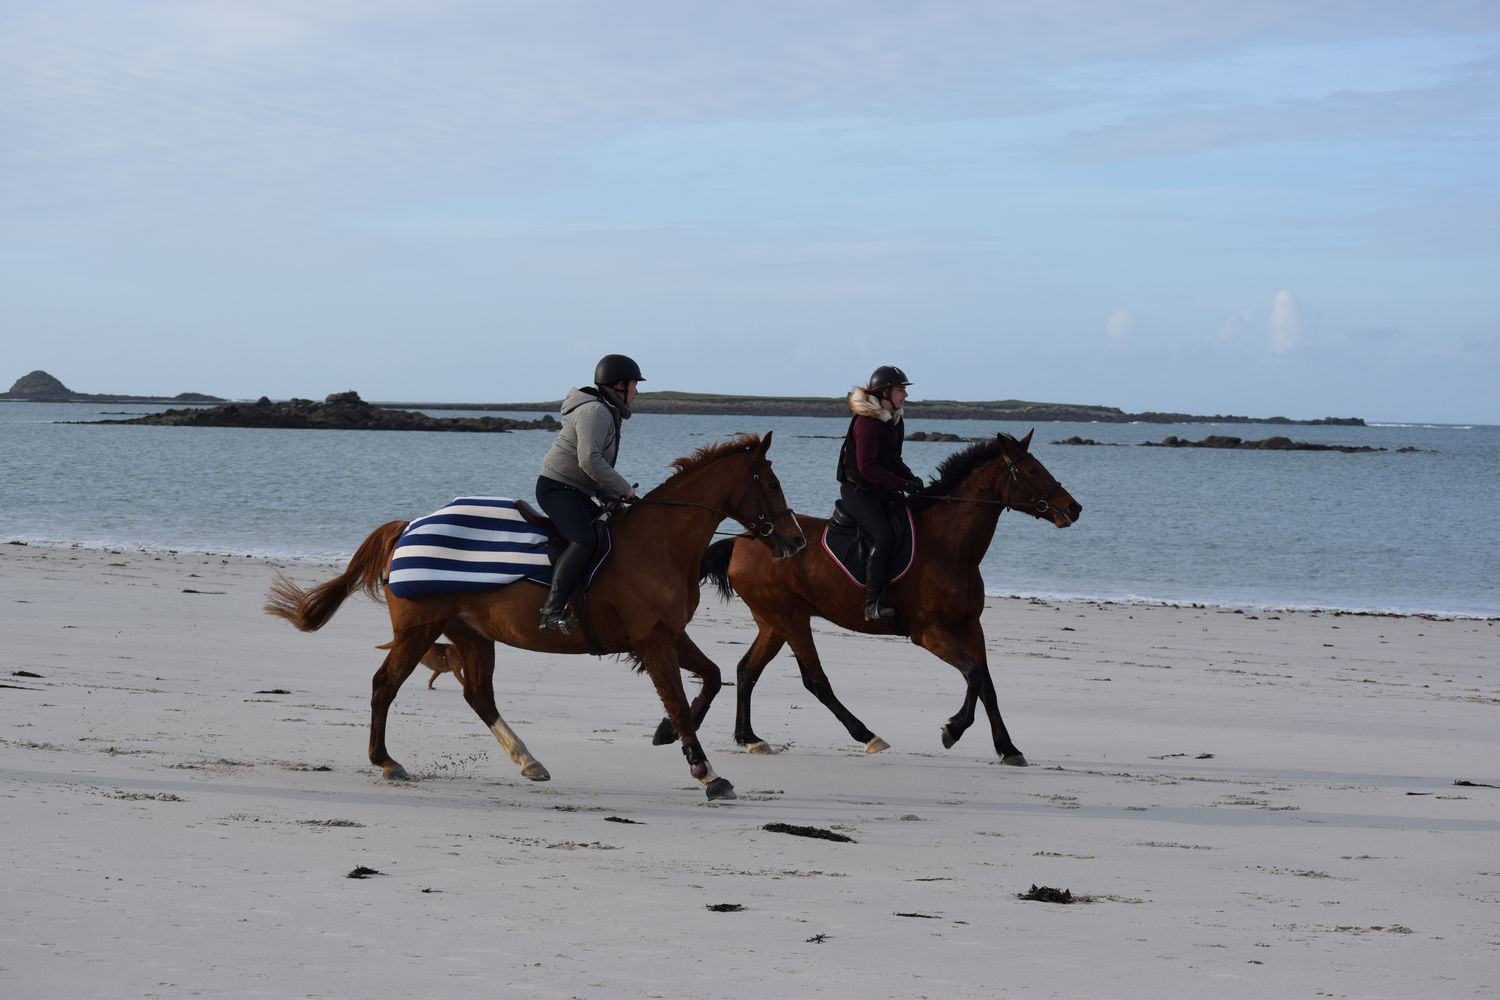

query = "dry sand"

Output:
[[2, 542, 1496, 999]]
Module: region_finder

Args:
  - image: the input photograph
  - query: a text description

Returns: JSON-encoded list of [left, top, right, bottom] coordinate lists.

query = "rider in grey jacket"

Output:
[[534, 354, 644, 633]]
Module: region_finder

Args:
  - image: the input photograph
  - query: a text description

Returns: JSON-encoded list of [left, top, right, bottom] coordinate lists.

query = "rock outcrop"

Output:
[[82, 391, 559, 433], [1141, 435, 1383, 453], [3, 369, 223, 403]]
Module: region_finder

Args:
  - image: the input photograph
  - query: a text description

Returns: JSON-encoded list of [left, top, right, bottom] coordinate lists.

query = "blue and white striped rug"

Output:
[[387, 497, 552, 599]]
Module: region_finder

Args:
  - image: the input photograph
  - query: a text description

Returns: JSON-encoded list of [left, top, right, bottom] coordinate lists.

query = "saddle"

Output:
[[513, 499, 617, 655], [510, 499, 614, 589], [820, 500, 915, 588]]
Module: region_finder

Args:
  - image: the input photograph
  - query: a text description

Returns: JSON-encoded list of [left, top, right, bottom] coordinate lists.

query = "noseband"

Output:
[[737, 452, 799, 538], [932, 452, 1074, 524]]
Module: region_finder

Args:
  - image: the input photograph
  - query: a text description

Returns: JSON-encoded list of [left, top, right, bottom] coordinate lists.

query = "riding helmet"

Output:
[[594, 354, 647, 386], [866, 365, 911, 392]]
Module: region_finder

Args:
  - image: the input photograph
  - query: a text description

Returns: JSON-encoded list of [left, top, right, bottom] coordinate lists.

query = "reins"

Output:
[[619, 448, 795, 538], [928, 483, 1067, 518], [923, 450, 1075, 524]]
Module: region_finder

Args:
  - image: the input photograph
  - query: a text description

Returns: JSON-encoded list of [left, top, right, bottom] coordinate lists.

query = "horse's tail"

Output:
[[264, 521, 409, 632], [699, 536, 738, 602]]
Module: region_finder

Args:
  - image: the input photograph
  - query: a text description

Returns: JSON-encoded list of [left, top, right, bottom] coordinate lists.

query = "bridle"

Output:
[[623, 447, 801, 539], [929, 450, 1076, 525]]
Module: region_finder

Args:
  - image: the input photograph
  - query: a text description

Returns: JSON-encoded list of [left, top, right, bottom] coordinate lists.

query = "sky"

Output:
[[3, 1, 1499, 423]]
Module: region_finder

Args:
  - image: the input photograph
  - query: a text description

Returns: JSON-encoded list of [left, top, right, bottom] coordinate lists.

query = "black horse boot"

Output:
[[863, 547, 896, 623], [538, 542, 591, 634]]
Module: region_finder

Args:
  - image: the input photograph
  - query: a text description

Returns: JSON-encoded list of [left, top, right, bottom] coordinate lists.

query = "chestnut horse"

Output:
[[680, 430, 1080, 765], [265, 432, 804, 801]]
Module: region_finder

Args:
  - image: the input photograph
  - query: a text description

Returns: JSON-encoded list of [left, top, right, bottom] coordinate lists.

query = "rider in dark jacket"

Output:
[[534, 354, 644, 633], [837, 365, 922, 622]]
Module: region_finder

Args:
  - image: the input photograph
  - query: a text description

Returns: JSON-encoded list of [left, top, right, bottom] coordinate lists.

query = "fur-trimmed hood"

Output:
[[847, 387, 903, 423]]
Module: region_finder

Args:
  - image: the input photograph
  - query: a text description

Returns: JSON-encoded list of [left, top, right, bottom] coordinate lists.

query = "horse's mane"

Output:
[[665, 432, 762, 479], [908, 433, 1019, 510]]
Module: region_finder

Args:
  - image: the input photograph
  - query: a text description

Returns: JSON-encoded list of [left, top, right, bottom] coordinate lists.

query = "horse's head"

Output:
[[727, 431, 807, 558], [661, 431, 806, 558], [993, 430, 1082, 527]]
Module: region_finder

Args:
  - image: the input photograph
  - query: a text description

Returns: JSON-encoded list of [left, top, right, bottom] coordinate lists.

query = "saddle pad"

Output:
[[821, 506, 916, 588], [388, 497, 551, 598]]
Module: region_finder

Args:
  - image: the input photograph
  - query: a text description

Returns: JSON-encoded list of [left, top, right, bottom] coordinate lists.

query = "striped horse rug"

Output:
[[387, 497, 552, 599]]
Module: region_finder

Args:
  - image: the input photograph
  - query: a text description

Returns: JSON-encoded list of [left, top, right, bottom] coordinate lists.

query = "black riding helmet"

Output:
[[594, 354, 646, 386], [866, 365, 911, 393]]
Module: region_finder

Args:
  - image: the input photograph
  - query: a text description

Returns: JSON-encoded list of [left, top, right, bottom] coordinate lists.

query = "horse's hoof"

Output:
[[940, 726, 958, 749], [705, 777, 737, 801], [521, 762, 551, 781], [652, 718, 677, 746], [746, 741, 775, 755], [1001, 753, 1029, 767], [382, 764, 411, 781], [865, 737, 890, 754]]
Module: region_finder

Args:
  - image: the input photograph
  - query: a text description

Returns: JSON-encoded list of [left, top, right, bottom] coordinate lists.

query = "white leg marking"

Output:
[[489, 718, 549, 781]]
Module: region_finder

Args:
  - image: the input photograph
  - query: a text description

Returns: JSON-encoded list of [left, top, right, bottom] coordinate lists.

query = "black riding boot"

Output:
[[539, 542, 592, 634], [863, 547, 896, 622]]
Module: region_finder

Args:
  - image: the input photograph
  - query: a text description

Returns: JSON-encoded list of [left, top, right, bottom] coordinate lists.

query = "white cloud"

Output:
[[1268, 289, 1303, 354], [1106, 307, 1137, 341]]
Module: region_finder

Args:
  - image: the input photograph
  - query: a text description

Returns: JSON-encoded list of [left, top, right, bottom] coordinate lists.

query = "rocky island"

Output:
[[80, 391, 559, 433], [1054, 434, 1408, 453], [1141, 434, 1389, 452], [3, 370, 222, 404]]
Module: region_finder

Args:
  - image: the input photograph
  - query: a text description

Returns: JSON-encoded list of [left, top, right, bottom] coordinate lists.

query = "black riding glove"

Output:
[[903, 477, 924, 494]]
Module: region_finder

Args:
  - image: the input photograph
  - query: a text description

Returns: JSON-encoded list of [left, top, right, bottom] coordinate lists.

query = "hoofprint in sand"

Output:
[[2, 543, 1496, 999]]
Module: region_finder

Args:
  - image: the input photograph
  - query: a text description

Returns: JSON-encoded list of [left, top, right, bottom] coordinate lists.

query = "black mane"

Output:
[[907, 434, 1019, 510]]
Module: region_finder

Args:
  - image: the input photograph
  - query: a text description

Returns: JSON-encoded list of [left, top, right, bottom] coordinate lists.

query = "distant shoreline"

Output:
[[377, 392, 1366, 426], [3, 387, 1363, 426]]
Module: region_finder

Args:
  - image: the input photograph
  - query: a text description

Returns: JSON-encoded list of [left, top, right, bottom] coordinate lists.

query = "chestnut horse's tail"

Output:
[[263, 521, 409, 632], [699, 536, 738, 602]]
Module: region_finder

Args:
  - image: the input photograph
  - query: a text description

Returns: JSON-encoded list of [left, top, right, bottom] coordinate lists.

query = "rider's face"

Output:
[[886, 385, 908, 409], [620, 380, 640, 407]]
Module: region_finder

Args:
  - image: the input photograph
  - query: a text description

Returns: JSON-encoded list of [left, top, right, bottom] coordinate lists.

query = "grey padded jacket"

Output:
[[538, 387, 633, 499]]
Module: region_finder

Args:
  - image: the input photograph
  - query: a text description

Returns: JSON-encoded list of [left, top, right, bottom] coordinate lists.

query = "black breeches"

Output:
[[839, 483, 900, 552], [535, 476, 600, 553]]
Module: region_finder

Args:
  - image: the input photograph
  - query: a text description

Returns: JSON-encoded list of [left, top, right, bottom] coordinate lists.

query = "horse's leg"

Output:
[[652, 623, 785, 753], [732, 625, 788, 753], [917, 622, 1027, 766], [652, 633, 722, 746], [782, 621, 889, 754], [370, 624, 444, 779], [637, 629, 735, 800], [446, 623, 550, 781]]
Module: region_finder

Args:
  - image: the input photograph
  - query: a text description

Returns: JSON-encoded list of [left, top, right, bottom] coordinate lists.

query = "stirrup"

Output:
[[864, 597, 896, 622], [538, 609, 578, 634]]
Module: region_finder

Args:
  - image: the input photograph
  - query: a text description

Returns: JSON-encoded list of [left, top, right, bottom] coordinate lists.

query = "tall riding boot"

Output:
[[539, 542, 592, 634], [863, 548, 896, 623]]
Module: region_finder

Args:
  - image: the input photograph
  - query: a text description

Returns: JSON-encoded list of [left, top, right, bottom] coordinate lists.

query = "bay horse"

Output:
[[680, 430, 1080, 765], [264, 432, 804, 801]]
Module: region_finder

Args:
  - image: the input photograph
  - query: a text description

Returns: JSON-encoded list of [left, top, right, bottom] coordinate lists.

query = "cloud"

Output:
[[1268, 289, 1303, 354], [1105, 307, 1138, 342]]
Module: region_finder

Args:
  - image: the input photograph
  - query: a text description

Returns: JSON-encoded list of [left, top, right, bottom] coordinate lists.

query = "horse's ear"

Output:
[[758, 430, 773, 453], [1020, 429, 1034, 451]]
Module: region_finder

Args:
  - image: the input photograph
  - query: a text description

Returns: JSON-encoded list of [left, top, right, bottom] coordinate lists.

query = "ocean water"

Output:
[[3, 401, 1497, 618]]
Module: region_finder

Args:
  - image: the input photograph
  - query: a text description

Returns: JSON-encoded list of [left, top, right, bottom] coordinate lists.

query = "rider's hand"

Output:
[[625, 486, 637, 500], [903, 477, 923, 494]]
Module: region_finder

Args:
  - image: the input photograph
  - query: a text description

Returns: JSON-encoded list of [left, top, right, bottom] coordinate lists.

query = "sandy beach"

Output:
[[2, 542, 1496, 999]]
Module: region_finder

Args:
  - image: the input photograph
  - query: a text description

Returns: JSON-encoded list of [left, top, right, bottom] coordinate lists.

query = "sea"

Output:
[[3, 401, 1497, 619]]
